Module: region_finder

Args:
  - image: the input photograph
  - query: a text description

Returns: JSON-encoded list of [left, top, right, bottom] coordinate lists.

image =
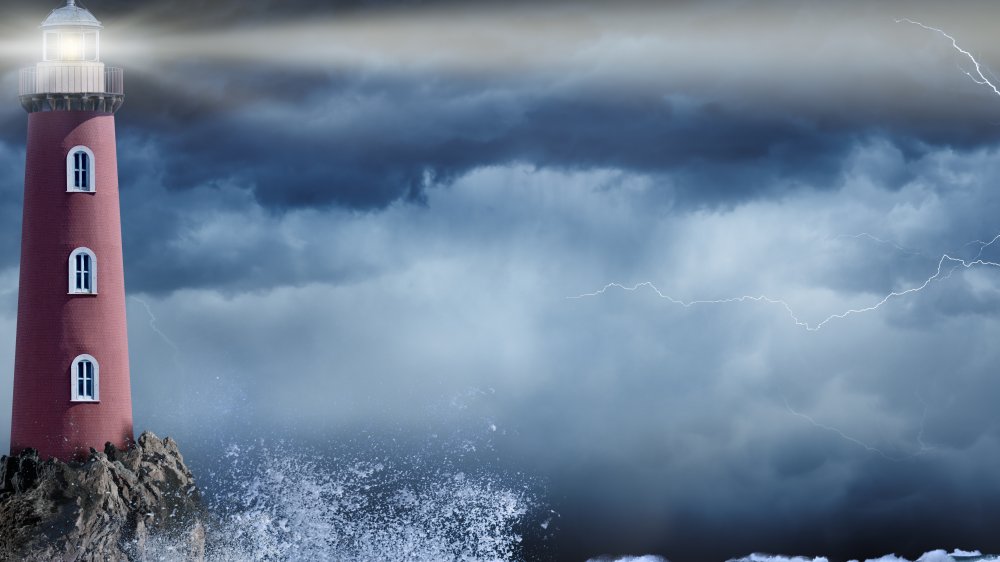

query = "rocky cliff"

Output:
[[0, 431, 206, 561]]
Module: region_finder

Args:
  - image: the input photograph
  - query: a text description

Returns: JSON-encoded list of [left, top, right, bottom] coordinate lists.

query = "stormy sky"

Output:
[[3, 0, 1000, 560]]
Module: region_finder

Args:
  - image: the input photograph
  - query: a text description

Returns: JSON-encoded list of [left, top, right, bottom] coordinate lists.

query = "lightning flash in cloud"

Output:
[[783, 396, 935, 462], [832, 233, 927, 259], [572, 22, 1000, 332], [130, 296, 183, 369], [571, 235, 1000, 332]]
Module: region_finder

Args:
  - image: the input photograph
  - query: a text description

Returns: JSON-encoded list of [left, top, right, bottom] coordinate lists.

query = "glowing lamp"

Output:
[[41, 0, 102, 62]]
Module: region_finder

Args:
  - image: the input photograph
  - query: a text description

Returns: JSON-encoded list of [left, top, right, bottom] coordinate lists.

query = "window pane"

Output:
[[45, 33, 62, 61], [77, 361, 93, 399], [72, 253, 95, 292], [84, 33, 97, 61], [81, 154, 89, 189]]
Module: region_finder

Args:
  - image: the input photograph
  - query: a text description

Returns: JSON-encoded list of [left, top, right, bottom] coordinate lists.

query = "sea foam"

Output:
[[145, 440, 537, 561]]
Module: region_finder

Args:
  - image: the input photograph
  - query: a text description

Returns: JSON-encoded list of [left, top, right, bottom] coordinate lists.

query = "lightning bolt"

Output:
[[914, 392, 934, 456], [831, 232, 927, 258], [783, 398, 934, 462], [896, 18, 1000, 99], [570, 233, 1000, 332], [571, 25, 1000, 330], [968, 233, 1000, 261], [130, 296, 183, 365]]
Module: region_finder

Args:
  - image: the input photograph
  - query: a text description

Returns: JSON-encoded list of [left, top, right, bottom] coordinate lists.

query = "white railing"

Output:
[[19, 66, 123, 96]]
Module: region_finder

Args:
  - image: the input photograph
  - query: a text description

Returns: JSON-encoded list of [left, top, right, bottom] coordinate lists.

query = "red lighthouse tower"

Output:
[[10, 1, 133, 461]]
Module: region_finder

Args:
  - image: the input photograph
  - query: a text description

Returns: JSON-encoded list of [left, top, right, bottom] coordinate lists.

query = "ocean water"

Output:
[[136, 438, 995, 562], [144, 439, 541, 561]]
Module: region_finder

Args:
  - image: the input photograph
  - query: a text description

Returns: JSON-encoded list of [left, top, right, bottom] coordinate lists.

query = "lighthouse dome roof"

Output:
[[41, 1, 102, 29]]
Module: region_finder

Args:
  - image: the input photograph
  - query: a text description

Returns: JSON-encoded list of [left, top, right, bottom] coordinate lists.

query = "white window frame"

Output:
[[68, 247, 97, 295], [70, 354, 100, 402], [66, 146, 96, 193]]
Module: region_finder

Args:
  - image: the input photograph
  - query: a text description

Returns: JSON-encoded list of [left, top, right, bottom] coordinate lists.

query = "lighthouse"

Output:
[[10, 1, 133, 461]]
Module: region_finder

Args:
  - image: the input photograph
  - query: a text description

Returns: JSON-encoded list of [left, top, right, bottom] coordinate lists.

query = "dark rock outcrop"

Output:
[[0, 431, 206, 561]]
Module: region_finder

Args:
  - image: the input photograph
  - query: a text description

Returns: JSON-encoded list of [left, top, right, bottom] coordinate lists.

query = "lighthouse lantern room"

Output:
[[20, 0, 123, 113], [42, 0, 101, 62]]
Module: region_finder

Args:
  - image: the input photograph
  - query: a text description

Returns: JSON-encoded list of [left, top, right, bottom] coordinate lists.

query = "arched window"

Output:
[[68, 247, 97, 294], [71, 354, 99, 402], [66, 146, 95, 192]]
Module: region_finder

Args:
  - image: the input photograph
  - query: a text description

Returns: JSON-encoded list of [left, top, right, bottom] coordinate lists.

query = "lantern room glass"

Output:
[[43, 29, 99, 62]]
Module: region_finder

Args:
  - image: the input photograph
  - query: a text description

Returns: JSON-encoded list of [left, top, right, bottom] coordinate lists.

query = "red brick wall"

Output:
[[10, 111, 134, 461]]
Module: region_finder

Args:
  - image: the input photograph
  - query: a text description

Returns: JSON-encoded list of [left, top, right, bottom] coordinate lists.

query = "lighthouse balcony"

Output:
[[19, 66, 124, 113]]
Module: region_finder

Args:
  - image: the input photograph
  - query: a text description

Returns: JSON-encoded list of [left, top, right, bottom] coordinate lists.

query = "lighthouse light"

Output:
[[60, 32, 84, 60], [42, 30, 100, 62]]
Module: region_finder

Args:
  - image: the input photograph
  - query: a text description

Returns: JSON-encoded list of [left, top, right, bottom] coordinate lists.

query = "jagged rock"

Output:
[[0, 431, 206, 561]]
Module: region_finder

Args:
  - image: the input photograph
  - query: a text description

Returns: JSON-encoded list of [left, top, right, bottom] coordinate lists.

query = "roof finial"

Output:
[[67, 0, 76, 6]]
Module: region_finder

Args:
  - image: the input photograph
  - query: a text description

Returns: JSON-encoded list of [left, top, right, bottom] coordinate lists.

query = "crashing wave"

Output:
[[193, 441, 536, 561]]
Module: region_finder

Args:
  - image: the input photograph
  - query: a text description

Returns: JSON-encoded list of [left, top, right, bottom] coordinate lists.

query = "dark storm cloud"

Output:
[[4, 0, 1000, 219], [93, 2, 1000, 223], [119, 68, 861, 212]]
